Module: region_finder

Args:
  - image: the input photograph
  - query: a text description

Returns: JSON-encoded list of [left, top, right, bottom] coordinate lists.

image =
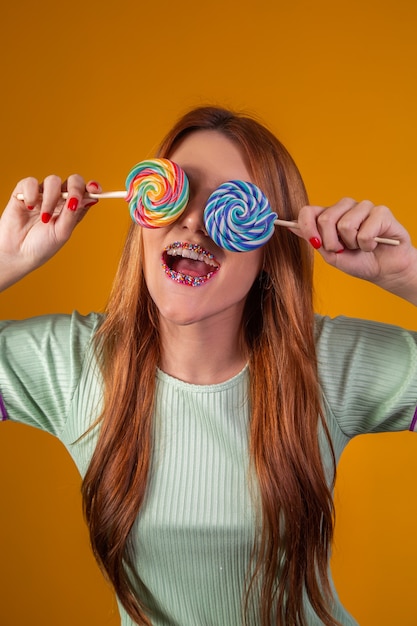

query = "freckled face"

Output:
[[141, 130, 263, 327]]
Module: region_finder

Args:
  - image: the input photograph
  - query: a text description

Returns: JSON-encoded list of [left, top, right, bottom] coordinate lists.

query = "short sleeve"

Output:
[[0, 311, 102, 437], [315, 315, 417, 437]]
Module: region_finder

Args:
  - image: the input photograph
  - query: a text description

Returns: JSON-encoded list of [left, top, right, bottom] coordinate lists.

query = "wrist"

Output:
[[377, 248, 417, 306], [0, 254, 32, 292]]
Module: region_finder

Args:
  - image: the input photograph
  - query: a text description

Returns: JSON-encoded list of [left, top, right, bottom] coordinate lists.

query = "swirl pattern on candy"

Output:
[[125, 158, 189, 228], [204, 180, 277, 251]]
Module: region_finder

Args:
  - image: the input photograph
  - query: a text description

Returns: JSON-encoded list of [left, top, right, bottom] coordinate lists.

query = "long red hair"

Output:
[[82, 106, 338, 625]]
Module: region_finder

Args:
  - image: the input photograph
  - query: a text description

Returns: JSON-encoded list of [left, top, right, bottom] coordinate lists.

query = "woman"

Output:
[[1, 106, 416, 626]]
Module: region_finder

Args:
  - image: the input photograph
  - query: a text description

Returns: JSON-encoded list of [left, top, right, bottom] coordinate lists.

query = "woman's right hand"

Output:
[[0, 174, 101, 291]]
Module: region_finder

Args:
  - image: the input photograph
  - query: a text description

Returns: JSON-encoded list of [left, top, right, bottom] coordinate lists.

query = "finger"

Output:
[[54, 175, 97, 242], [355, 204, 401, 251], [85, 180, 103, 197], [13, 177, 42, 211], [334, 199, 378, 250], [315, 197, 358, 251], [296, 204, 329, 250], [61, 173, 88, 213], [40, 175, 64, 224]]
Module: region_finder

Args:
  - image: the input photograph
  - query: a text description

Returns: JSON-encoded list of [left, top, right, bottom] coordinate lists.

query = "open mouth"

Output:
[[162, 241, 220, 287]]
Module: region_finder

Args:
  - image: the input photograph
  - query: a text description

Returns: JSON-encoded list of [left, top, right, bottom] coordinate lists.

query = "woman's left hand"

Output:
[[295, 197, 417, 305]]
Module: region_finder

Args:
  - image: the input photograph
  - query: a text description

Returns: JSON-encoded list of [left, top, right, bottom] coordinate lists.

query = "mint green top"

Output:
[[1, 312, 417, 625]]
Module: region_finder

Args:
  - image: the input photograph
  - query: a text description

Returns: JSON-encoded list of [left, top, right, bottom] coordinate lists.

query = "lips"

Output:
[[162, 241, 220, 287]]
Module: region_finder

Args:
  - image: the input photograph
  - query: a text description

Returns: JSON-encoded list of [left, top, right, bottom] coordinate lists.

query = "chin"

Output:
[[158, 304, 213, 327]]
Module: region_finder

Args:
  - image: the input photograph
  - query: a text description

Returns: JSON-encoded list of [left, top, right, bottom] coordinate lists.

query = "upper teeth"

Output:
[[166, 244, 218, 267]]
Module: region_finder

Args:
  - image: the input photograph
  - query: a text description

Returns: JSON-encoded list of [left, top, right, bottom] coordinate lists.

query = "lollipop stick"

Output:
[[275, 218, 299, 229], [274, 218, 399, 246], [84, 191, 127, 199], [15, 191, 127, 201]]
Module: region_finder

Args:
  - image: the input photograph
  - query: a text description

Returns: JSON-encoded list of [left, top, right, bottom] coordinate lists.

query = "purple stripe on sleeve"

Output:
[[410, 406, 417, 432], [0, 392, 8, 421]]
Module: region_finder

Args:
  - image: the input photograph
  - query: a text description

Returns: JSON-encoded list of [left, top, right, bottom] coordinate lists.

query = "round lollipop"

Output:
[[204, 180, 277, 252], [125, 158, 189, 228]]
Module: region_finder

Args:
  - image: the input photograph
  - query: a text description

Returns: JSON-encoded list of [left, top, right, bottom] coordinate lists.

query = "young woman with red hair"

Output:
[[1, 106, 417, 625]]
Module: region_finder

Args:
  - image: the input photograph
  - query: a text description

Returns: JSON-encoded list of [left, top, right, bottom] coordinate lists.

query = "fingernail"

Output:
[[41, 213, 51, 224], [88, 181, 100, 189], [336, 248, 345, 254], [68, 197, 79, 211], [27, 205, 35, 211], [309, 237, 322, 250]]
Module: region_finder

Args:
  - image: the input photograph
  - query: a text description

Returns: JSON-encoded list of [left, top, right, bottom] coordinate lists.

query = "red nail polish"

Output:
[[41, 213, 51, 224], [68, 197, 79, 211], [88, 181, 99, 189], [27, 205, 34, 211], [309, 237, 322, 250], [336, 248, 345, 254]]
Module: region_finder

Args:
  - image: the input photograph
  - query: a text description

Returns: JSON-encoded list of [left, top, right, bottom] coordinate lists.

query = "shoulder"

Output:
[[0, 311, 105, 433], [0, 310, 103, 344], [314, 313, 417, 395], [314, 314, 417, 436], [0, 310, 105, 386], [314, 313, 417, 358]]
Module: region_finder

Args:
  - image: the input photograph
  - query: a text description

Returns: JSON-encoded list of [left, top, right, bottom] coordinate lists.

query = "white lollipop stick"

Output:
[[81, 191, 127, 199], [274, 218, 399, 246], [15, 191, 127, 200]]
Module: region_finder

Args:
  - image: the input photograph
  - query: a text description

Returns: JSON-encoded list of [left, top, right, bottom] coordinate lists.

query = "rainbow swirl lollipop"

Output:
[[204, 180, 277, 252], [125, 158, 189, 228]]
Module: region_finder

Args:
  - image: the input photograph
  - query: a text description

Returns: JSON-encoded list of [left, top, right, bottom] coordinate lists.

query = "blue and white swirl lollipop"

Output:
[[204, 180, 277, 252]]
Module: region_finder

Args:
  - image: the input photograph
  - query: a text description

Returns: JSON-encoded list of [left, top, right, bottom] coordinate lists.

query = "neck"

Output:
[[159, 316, 246, 385]]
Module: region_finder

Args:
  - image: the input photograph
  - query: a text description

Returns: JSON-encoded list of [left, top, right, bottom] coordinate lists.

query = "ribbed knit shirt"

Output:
[[1, 312, 416, 625]]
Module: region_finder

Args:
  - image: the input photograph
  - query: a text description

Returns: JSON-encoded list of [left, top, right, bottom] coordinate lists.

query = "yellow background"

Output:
[[1, 0, 416, 624]]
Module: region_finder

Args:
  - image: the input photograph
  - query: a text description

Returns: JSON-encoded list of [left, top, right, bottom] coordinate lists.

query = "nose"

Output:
[[177, 197, 208, 236]]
